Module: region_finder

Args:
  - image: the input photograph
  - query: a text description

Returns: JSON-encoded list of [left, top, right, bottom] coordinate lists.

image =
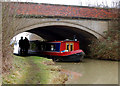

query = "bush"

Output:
[[89, 28, 120, 60]]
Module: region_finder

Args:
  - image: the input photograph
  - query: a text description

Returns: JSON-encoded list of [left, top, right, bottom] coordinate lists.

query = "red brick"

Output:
[[10, 2, 118, 19]]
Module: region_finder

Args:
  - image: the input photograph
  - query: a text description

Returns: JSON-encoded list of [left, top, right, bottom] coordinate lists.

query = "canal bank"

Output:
[[2, 56, 118, 84], [55, 58, 118, 84], [2, 56, 68, 84]]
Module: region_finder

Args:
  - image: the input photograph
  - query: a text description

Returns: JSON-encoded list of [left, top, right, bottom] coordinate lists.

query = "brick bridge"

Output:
[[1, 2, 118, 71], [1, 2, 118, 56], [8, 2, 117, 39]]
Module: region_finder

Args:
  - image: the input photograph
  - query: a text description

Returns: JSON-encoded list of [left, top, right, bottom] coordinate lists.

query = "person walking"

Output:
[[24, 37, 30, 55], [19, 37, 24, 55]]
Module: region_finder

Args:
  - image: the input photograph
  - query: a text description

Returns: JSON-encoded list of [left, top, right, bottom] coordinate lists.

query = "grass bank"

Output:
[[2, 55, 68, 84]]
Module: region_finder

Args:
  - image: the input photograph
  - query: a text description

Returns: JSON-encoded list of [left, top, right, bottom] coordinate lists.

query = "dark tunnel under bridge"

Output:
[[26, 25, 97, 55]]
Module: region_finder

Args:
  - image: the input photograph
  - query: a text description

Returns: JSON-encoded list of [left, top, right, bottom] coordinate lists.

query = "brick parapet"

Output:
[[9, 2, 118, 19]]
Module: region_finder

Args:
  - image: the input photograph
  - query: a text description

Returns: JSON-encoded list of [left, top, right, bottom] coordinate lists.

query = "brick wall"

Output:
[[10, 2, 118, 19]]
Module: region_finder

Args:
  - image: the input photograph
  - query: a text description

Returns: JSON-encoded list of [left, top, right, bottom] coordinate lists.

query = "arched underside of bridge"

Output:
[[14, 22, 103, 55], [25, 25, 98, 54]]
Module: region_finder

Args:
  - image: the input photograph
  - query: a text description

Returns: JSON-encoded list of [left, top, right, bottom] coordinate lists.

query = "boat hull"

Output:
[[51, 52, 85, 62]]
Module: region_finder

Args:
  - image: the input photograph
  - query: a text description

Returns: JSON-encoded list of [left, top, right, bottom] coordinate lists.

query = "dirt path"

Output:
[[24, 59, 41, 84], [3, 56, 69, 84]]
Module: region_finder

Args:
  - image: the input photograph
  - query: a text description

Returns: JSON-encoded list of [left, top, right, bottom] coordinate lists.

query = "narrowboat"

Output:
[[39, 39, 85, 62]]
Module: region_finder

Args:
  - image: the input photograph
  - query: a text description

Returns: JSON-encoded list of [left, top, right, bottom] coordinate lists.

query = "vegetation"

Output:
[[2, 56, 68, 84], [89, 23, 120, 60], [89, 2, 120, 60], [2, 2, 27, 73], [1, 1, 119, 77]]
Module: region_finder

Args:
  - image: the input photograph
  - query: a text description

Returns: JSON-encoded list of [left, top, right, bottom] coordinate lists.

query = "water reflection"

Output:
[[55, 58, 118, 84]]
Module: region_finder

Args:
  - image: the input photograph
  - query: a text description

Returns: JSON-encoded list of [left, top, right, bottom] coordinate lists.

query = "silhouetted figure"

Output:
[[24, 37, 30, 55], [19, 37, 24, 55]]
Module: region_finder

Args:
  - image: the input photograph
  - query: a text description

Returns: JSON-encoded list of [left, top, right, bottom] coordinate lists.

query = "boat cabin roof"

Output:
[[48, 40, 79, 43]]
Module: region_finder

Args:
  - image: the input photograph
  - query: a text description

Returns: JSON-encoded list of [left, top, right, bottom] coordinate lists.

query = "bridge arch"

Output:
[[14, 21, 104, 54], [14, 21, 103, 39]]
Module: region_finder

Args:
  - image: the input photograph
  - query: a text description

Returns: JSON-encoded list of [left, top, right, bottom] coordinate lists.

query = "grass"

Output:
[[2, 55, 68, 84]]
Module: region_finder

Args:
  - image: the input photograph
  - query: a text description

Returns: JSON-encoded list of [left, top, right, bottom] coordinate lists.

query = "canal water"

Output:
[[55, 58, 118, 84]]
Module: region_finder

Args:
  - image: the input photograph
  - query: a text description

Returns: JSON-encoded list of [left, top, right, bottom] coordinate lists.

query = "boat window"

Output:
[[44, 43, 60, 52], [66, 43, 74, 51], [54, 43, 60, 52], [70, 44, 73, 51], [51, 44, 55, 51], [67, 44, 69, 51]]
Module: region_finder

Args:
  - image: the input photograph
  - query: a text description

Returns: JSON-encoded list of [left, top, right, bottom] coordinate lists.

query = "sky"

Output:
[[9, 0, 119, 8]]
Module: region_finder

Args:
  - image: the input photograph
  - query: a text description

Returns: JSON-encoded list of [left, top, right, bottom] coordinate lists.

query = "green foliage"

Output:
[[89, 28, 120, 60], [2, 56, 67, 84], [30, 43, 37, 50]]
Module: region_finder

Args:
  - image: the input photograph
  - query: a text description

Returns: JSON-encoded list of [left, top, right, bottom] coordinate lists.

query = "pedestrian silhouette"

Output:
[[24, 37, 30, 55], [19, 37, 24, 55]]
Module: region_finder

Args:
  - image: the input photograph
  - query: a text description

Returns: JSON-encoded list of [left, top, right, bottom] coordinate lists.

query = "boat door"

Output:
[[66, 43, 74, 51]]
